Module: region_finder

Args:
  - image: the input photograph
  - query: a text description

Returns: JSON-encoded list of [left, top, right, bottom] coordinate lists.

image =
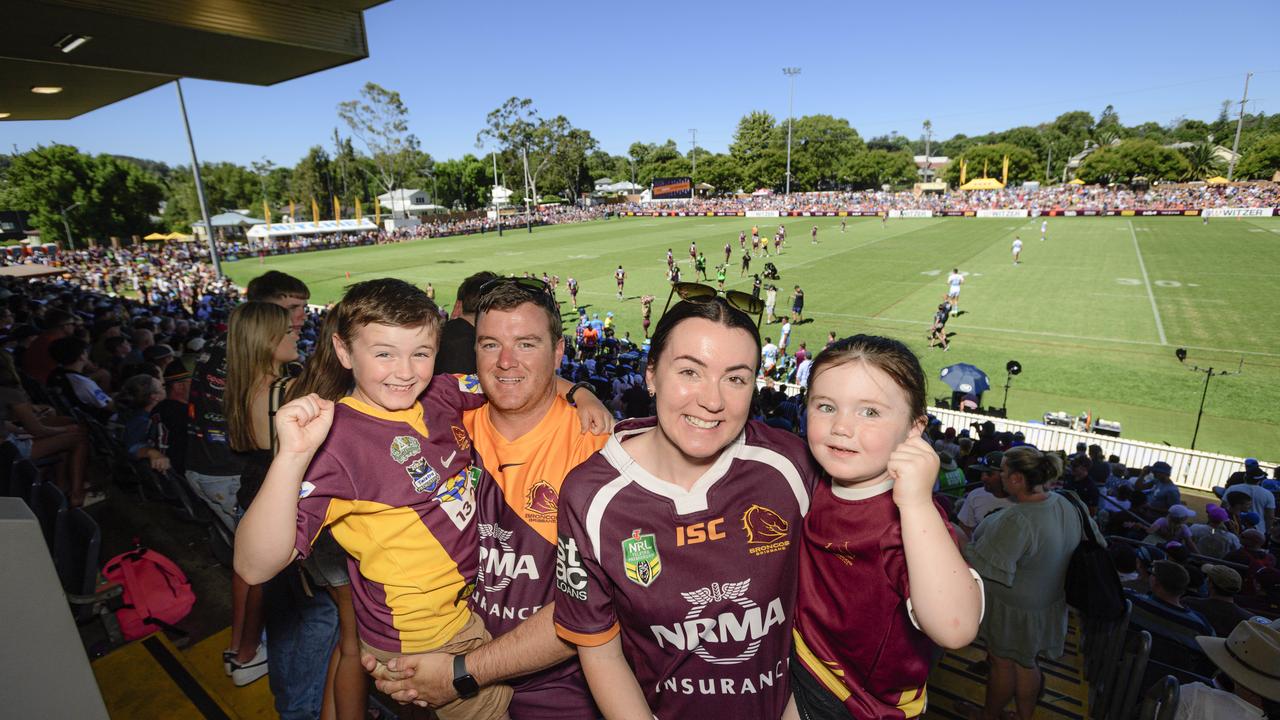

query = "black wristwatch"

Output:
[[566, 381, 594, 406], [452, 653, 479, 699]]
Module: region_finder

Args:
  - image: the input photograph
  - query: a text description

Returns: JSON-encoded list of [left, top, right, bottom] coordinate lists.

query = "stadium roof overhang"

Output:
[[0, 0, 387, 121]]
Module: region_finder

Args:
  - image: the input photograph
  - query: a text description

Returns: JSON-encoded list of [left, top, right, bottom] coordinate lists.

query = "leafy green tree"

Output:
[[0, 145, 162, 245], [337, 82, 422, 210], [788, 114, 864, 190], [694, 153, 742, 194], [730, 111, 784, 191], [1235, 133, 1280, 180], [841, 150, 916, 189], [1077, 139, 1190, 183], [942, 144, 1038, 185], [1179, 141, 1225, 180], [288, 146, 335, 219], [432, 154, 492, 210]]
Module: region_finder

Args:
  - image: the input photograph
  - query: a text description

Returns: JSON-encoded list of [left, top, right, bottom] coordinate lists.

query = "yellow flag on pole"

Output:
[[375, 195, 381, 228], [333, 196, 341, 222], [959, 158, 967, 186], [263, 198, 271, 225], [983, 159, 989, 178], [311, 197, 320, 224], [289, 200, 296, 223], [1001, 155, 1009, 185], [355, 198, 363, 222]]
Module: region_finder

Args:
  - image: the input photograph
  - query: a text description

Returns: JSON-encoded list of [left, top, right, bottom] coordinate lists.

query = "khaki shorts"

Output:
[[362, 611, 512, 720]]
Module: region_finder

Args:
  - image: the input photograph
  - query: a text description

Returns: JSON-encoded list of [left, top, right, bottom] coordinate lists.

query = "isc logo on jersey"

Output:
[[477, 523, 539, 592], [649, 579, 786, 666], [556, 534, 589, 601]]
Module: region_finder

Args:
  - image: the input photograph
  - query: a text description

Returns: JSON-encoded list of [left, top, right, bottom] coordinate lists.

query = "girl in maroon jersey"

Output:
[[792, 335, 983, 719]]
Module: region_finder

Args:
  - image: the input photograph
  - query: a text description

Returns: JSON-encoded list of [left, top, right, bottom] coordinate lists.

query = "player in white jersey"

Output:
[[1012, 236, 1023, 265], [1040, 219, 1048, 241], [946, 268, 965, 315], [615, 265, 627, 299]]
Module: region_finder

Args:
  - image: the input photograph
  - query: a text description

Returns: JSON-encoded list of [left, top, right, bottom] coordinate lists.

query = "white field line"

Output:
[[1128, 220, 1168, 345], [807, 309, 1280, 359]]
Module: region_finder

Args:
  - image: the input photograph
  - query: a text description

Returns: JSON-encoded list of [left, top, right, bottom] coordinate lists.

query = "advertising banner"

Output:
[[746, 210, 780, 218], [975, 209, 1029, 218], [1201, 207, 1275, 218], [889, 210, 934, 218]]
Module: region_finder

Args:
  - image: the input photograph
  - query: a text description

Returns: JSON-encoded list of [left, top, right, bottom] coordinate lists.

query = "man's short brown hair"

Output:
[[476, 281, 563, 342], [247, 271, 310, 302]]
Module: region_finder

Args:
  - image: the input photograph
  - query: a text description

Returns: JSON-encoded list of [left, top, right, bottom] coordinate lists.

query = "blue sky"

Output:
[[5, 0, 1278, 167]]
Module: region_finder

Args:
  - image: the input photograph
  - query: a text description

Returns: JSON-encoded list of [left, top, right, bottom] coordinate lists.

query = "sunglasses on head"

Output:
[[662, 282, 765, 327], [478, 276, 559, 314]]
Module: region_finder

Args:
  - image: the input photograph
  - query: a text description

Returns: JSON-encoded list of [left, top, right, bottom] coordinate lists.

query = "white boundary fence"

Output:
[[761, 381, 1264, 492]]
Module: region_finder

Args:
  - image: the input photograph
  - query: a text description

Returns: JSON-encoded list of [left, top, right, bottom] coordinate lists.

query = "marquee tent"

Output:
[[958, 177, 1005, 190], [246, 218, 379, 239]]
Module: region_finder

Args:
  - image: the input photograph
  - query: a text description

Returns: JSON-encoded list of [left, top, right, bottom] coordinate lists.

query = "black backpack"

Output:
[[1058, 490, 1126, 621]]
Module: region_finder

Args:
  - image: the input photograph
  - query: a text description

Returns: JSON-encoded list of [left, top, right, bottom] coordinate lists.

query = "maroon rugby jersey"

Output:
[[464, 397, 607, 719], [793, 479, 962, 718], [554, 418, 818, 719], [294, 373, 485, 654]]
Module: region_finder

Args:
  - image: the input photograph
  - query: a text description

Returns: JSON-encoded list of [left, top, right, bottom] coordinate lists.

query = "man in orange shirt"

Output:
[[365, 278, 610, 719]]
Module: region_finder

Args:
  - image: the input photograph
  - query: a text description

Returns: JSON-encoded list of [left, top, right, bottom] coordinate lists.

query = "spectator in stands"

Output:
[[965, 447, 1095, 720], [1145, 505, 1198, 552], [1185, 564, 1254, 637], [1223, 471, 1275, 535], [47, 336, 112, 422], [0, 349, 96, 506], [1110, 545, 1146, 593], [1144, 461, 1181, 511], [1226, 529, 1276, 576], [957, 451, 1011, 535], [936, 453, 966, 500], [115, 373, 170, 473], [150, 361, 191, 476], [1226, 457, 1269, 488], [1191, 504, 1242, 559], [1177, 619, 1280, 720], [22, 309, 80, 383], [1086, 444, 1109, 486], [436, 271, 497, 374], [1129, 560, 1216, 657], [1064, 455, 1100, 510]]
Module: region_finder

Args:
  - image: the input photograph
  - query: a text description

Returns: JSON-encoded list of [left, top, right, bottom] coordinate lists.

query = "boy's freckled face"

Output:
[[335, 322, 438, 411]]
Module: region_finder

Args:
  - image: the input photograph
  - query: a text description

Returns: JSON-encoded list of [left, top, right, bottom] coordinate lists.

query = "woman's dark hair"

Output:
[[646, 297, 761, 373], [807, 334, 927, 424], [1003, 446, 1063, 490]]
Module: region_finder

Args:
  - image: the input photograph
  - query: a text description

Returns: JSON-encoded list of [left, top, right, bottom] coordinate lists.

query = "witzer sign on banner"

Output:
[[888, 210, 933, 218], [1201, 208, 1275, 218], [975, 209, 1029, 218], [745, 210, 780, 218]]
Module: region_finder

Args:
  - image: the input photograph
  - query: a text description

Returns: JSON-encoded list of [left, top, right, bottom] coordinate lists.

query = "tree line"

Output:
[[2, 83, 1279, 245]]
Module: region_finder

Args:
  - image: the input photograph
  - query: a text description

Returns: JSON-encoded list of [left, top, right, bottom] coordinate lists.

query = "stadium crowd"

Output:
[[3, 184, 1278, 719]]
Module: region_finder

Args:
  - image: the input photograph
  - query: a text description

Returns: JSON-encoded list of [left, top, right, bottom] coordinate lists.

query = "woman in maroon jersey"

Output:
[[554, 297, 819, 719]]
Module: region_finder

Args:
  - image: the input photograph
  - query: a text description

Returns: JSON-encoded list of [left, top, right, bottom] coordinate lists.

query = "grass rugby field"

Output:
[[225, 215, 1280, 460]]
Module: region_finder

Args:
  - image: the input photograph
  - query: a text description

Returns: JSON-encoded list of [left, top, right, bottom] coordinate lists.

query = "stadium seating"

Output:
[[29, 470, 66, 551], [1137, 675, 1179, 720]]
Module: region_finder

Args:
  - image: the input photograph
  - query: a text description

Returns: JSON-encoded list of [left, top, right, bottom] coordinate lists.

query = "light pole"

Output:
[[59, 201, 80, 248], [175, 79, 221, 278], [782, 67, 801, 196], [1175, 348, 1242, 450], [1227, 71, 1252, 181]]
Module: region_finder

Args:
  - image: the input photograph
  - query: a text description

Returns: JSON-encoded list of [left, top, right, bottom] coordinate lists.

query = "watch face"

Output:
[[453, 655, 480, 698]]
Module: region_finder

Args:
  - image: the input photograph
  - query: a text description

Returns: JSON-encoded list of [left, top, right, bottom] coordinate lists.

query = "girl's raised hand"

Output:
[[888, 433, 941, 510], [275, 393, 335, 456]]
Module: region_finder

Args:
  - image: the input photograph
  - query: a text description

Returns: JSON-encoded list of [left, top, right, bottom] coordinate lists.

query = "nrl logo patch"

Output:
[[406, 457, 440, 494], [621, 529, 662, 587], [389, 435, 421, 464]]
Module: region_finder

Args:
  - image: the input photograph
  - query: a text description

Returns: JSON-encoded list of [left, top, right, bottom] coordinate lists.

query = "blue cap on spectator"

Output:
[[1245, 458, 1259, 467], [1151, 461, 1172, 475], [1241, 511, 1262, 526]]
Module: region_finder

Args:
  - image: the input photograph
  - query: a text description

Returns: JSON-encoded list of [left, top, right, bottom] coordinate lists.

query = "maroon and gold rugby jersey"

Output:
[[793, 479, 964, 718], [294, 373, 485, 654], [463, 397, 608, 720], [554, 418, 818, 719]]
